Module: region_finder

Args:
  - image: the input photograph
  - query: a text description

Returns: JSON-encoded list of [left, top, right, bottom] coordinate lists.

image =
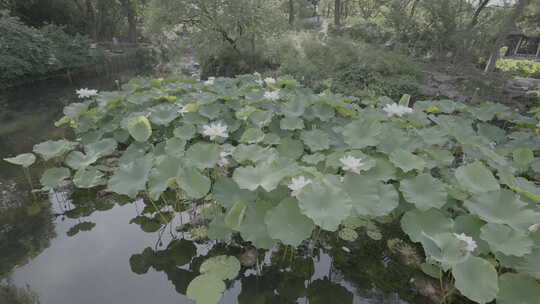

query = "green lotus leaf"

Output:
[[173, 124, 196, 140], [176, 166, 211, 199], [73, 167, 105, 188], [213, 177, 256, 208], [366, 227, 383, 240], [480, 223, 533, 257], [343, 174, 399, 217], [389, 149, 426, 172], [452, 256, 499, 304], [277, 138, 304, 160], [263, 133, 281, 145], [265, 197, 315, 246], [3, 153, 36, 168], [63, 102, 89, 118], [464, 189, 540, 232], [341, 217, 371, 229], [425, 148, 454, 166], [302, 153, 326, 165], [420, 263, 442, 279], [342, 119, 381, 149], [40, 167, 71, 189], [509, 177, 540, 204], [208, 214, 234, 240], [362, 157, 397, 181], [420, 232, 469, 265], [399, 174, 447, 211], [127, 116, 152, 142], [199, 103, 222, 120], [224, 200, 247, 231], [416, 126, 449, 145], [311, 104, 335, 121], [497, 248, 540, 280], [33, 139, 77, 160], [240, 128, 265, 144], [281, 94, 308, 117], [149, 104, 180, 125], [148, 156, 182, 200], [249, 109, 273, 128], [165, 138, 186, 157], [497, 273, 540, 304], [301, 130, 331, 152], [239, 201, 277, 249], [338, 227, 358, 241], [297, 179, 352, 232], [455, 161, 500, 193], [233, 144, 273, 163], [185, 143, 220, 169], [65, 151, 98, 170], [200, 255, 241, 280], [453, 215, 489, 254], [280, 116, 305, 130], [186, 274, 225, 304], [107, 154, 153, 198], [401, 209, 453, 243], [233, 158, 298, 192], [85, 138, 117, 158], [377, 127, 420, 154]]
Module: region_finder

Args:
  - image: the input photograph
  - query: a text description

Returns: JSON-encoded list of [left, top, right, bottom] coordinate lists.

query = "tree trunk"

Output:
[[334, 0, 341, 26], [120, 0, 137, 43], [288, 0, 294, 26], [85, 0, 97, 41], [484, 0, 530, 74], [469, 0, 491, 29]]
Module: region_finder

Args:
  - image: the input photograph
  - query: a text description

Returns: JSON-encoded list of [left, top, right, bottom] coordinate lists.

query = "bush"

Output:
[[496, 59, 540, 78], [270, 33, 422, 99]]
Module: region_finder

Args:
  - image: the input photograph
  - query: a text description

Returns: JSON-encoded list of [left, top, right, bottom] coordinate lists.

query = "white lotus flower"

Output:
[[253, 72, 261, 78], [454, 233, 477, 252], [528, 223, 540, 233], [204, 77, 215, 85], [76, 88, 98, 99], [340, 155, 364, 174], [288, 176, 312, 197], [264, 90, 280, 101], [383, 103, 414, 117], [178, 105, 189, 115], [217, 151, 232, 167], [202, 122, 228, 140], [255, 79, 264, 86], [264, 77, 276, 84]]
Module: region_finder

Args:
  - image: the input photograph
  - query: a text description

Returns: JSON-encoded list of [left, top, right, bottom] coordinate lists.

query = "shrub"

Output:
[[496, 59, 540, 78], [8, 74, 540, 304], [270, 33, 422, 99]]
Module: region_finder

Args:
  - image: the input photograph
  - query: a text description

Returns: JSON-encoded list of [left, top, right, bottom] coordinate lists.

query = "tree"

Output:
[[334, 0, 341, 26], [484, 0, 531, 73]]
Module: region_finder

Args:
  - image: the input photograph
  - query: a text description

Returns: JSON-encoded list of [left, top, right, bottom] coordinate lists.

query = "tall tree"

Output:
[[334, 0, 341, 26], [484, 0, 530, 73]]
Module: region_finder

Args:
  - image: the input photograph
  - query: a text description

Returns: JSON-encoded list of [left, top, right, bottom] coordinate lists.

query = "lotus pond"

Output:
[[1, 73, 540, 304]]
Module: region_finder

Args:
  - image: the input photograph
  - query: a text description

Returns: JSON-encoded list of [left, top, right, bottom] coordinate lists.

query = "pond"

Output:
[[0, 73, 437, 304]]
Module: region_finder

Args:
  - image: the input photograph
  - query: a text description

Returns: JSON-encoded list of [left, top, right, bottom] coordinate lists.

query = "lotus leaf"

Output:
[[343, 174, 399, 217], [277, 138, 304, 160], [239, 201, 277, 249], [301, 130, 330, 152], [420, 233, 469, 265], [185, 143, 220, 169], [73, 167, 104, 188], [389, 149, 426, 172], [401, 209, 453, 243], [85, 138, 117, 158], [213, 177, 256, 207], [176, 166, 211, 199], [3, 153, 36, 168], [40, 167, 71, 189], [265, 197, 315, 246], [342, 119, 381, 149], [33, 140, 77, 160], [280, 116, 304, 130], [147, 156, 182, 200], [208, 215, 234, 240], [186, 274, 225, 304], [233, 158, 298, 192], [65, 151, 98, 170], [107, 154, 153, 198], [127, 116, 152, 142], [480, 223, 533, 256], [173, 124, 196, 140], [224, 201, 247, 230], [399, 174, 447, 211], [455, 161, 500, 193], [497, 273, 540, 304], [200, 255, 241, 280], [240, 128, 265, 144], [452, 256, 499, 303]]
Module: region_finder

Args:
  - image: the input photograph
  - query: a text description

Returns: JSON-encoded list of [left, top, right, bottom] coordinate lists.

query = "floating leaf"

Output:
[[513, 148, 534, 166], [185, 143, 220, 169], [277, 138, 304, 160], [233, 158, 298, 192], [107, 154, 153, 198], [497, 273, 540, 304], [265, 197, 315, 246], [200, 255, 241, 280], [239, 201, 277, 249], [73, 167, 104, 188], [127, 116, 152, 142], [338, 227, 358, 241], [401, 209, 453, 243], [186, 274, 225, 304], [399, 174, 447, 211], [147, 156, 182, 200], [213, 177, 256, 208], [389, 149, 426, 172], [452, 256, 499, 303], [301, 130, 331, 152], [343, 119, 381, 149], [297, 179, 352, 232], [65, 151, 98, 170], [224, 200, 247, 230], [208, 215, 234, 240], [240, 128, 265, 144], [177, 166, 211, 199], [3, 153, 36, 168], [455, 161, 500, 194], [85, 138, 117, 158], [343, 174, 399, 217], [480, 223, 533, 257], [149, 104, 179, 125], [33, 140, 77, 160], [280, 116, 305, 130], [40, 167, 71, 189], [173, 124, 196, 140], [420, 233, 469, 265]]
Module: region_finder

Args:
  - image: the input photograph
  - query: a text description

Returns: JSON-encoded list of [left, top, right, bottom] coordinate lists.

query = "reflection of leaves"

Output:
[[130, 216, 162, 233], [307, 278, 353, 304], [66, 221, 96, 237]]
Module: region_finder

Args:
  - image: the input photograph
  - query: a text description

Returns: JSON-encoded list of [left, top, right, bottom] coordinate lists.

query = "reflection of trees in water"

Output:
[[0, 182, 55, 278], [0, 282, 39, 304]]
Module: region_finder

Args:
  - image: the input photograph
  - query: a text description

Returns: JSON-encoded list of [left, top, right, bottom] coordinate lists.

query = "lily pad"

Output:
[[455, 161, 500, 194], [127, 116, 152, 142], [452, 256, 499, 303], [399, 174, 447, 211], [185, 143, 220, 169], [497, 273, 540, 304], [3, 153, 36, 168], [342, 119, 381, 149], [480, 223, 533, 257], [401, 209, 453, 243], [40, 167, 71, 189], [265, 197, 315, 246], [200, 255, 241, 280], [239, 201, 277, 249], [73, 167, 105, 188], [176, 166, 211, 199], [33, 139, 77, 160], [186, 274, 225, 304], [343, 174, 399, 217], [389, 149, 426, 172], [107, 154, 153, 198]]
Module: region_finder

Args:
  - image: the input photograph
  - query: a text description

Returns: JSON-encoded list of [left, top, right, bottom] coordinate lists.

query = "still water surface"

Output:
[[0, 73, 431, 304]]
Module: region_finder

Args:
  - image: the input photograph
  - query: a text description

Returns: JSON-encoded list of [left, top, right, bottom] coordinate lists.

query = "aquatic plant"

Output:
[[8, 74, 540, 304]]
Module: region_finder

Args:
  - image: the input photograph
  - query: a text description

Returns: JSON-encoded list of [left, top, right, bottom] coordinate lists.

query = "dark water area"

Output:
[[0, 72, 435, 304]]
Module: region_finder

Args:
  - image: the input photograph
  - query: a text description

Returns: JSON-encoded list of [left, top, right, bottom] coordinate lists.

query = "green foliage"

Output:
[[27, 75, 540, 304], [271, 33, 422, 99], [496, 59, 540, 78]]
